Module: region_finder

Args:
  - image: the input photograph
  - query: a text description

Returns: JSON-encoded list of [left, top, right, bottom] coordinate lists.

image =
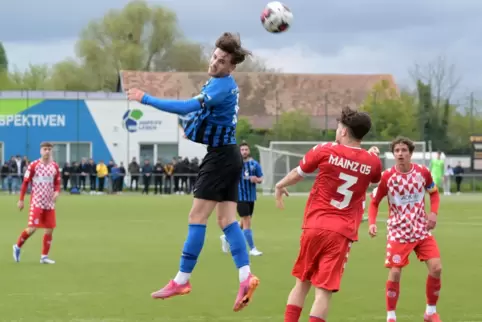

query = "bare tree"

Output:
[[409, 55, 461, 108]]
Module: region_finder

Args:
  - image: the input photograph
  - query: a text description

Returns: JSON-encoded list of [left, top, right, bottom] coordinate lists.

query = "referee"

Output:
[[220, 142, 263, 256]]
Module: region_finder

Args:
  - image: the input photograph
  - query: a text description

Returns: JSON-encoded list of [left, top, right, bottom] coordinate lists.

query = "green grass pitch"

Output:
[[0, 193, 480, 321]]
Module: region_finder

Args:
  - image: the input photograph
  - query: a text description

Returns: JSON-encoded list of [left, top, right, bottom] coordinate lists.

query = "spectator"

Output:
[[189, 158, 200, 194], [61, 162, 72, 191], [443, 165, 453, 195], [128, 157, 140, 191], [79, 158, 89, 190], [141, 159, 153, 195], [453, 161, 464, 195], [1, 162, 9, 190], [111, 164, 121, 193], [88, 159, 97, 191], [13, 155, 22, 193], [164, 161, 174, 194], [173, 157, 181, 193], [107, 160, 114, 192], [71, 161, 80, 189], [119, 162, 126, 192], [153, 158, 164, 195], [96, 160, 108, 193], [8, 156, 20, 194]]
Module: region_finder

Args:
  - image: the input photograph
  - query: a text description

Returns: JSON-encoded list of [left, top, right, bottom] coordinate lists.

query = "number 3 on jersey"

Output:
[[330, 172, 358, 209]]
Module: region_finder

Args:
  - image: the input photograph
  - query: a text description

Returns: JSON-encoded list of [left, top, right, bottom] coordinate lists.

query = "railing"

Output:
[[2, 172, 482, 195]]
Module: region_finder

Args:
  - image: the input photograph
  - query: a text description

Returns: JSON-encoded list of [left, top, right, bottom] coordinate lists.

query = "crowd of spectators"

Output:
[[1, 155, 201, 195]]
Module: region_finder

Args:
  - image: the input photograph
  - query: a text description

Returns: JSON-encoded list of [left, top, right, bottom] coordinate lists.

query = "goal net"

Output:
[[257, 140, 430, 194]]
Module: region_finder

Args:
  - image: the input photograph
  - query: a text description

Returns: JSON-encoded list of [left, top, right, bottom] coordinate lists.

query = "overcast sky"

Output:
[[2, 0, 481, 98]]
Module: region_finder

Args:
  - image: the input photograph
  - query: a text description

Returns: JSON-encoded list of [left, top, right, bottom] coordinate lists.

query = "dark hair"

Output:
[[215, 32, 252, 65], [337, 106, 372, 140], [239, 141, 249, 148], [40, 142, 53, 148], [391, 136, 415, 153]]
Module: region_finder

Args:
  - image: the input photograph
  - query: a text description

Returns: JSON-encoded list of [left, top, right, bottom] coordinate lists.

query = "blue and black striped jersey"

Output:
[[238, 159, 263, 202], [181, 76, 240, 147]]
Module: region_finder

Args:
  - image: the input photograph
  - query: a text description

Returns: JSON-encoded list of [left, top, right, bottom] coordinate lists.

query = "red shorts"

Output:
[[292, 229, 352, 292], [385, 236, 440, 268], [28, 207, 56, 229]]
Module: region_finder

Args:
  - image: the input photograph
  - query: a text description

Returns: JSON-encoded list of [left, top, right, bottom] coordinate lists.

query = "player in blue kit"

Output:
[[127, 32, 259, 312], [220, 142, 264, 256]]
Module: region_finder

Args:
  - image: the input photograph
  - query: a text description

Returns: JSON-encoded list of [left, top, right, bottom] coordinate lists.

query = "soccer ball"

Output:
[[261, 1, 293, 33]]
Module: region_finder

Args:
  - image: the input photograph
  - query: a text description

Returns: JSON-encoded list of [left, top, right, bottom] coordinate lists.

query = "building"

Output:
[[0, 91, 206, 165], [119, 70, 397, 129]]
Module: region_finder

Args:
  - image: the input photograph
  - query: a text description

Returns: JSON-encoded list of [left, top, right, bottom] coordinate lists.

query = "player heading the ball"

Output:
[[13, 141, 61, 265], [275, 106, 382, 322], [127, 32, 259, 312], [368, 136, 442, 322]]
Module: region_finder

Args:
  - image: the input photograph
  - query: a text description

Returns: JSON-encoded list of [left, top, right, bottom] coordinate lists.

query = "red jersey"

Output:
[[20, 159, 61, 210], [369, 163, 439, 243], [297, 142, 382, 241]]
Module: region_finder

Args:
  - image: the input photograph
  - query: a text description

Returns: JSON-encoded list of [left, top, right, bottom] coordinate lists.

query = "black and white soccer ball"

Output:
[[261, 1, 293, 33]]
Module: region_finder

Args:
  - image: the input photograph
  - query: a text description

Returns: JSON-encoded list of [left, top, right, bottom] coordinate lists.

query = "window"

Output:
[[140, 144, 155, 163], [52, 143, 68, 166], [52, 142, 92, 166], [156, 144, 178, 163], [70, 143, 91, 163], [139, 143, 178, 164]]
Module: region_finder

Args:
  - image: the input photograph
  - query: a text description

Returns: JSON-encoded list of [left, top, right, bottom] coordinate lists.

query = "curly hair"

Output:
[[391, 136, 415, 153], [215, 32, 252, 65], [338, 106, 372, 140]]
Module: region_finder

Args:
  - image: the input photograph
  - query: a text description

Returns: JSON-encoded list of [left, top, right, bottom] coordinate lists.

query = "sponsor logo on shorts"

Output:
[[392, 254, 401, 264]]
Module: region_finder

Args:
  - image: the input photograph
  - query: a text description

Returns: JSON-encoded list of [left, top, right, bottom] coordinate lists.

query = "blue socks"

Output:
[[179, 224, 206, 273], [243, 229, 255, 250], [223, 222, 250, 269]]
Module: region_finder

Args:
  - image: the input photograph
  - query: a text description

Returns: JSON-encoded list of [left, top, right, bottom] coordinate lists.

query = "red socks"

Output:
[[284, 305, 302, 322], [386, 280, 400, 311], [426, 275, 441, 305], [16, 230, 31, 248], [42, 234, 52, 256], [309, 317, 325, 322], [284, 305, 326, 322]]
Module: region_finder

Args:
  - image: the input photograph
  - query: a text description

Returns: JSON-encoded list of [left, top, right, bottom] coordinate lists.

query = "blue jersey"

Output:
[[182, 76, 239, 147], [238, 159, 263, 202]]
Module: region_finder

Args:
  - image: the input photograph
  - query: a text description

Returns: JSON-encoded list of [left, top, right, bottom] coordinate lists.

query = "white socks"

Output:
[[173, 272, 191, 285], [426, 305, 436, 315], [239, 265, 251, 283], [173, 266, 250, 285], [387, 311, 396, 321]]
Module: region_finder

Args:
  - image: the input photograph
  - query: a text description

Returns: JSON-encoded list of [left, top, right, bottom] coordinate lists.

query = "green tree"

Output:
[[270, 111, 323, 142], [9, 64, 52, 90], [360, 80, 420, 141], [73, 0, 213, 91], [49, 59, 95, 91], [0, 42, 8, 72]]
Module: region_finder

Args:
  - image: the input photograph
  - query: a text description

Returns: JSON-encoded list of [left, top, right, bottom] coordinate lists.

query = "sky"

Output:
[[2, 0, 481, 99]]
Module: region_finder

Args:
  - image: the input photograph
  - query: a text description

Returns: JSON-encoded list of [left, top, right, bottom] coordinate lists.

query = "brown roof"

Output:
[[119, 71, 397, 129]]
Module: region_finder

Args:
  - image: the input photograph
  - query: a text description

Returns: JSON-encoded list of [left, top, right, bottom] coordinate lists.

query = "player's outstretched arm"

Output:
[[276, 167, 304, 190], [127, 88, 201, 116], [274, 167, 303, 209], [368, 177, 388, 237]]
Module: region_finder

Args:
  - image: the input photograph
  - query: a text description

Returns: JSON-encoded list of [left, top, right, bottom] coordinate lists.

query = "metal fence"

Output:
[[2, 173, 482, 195]]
